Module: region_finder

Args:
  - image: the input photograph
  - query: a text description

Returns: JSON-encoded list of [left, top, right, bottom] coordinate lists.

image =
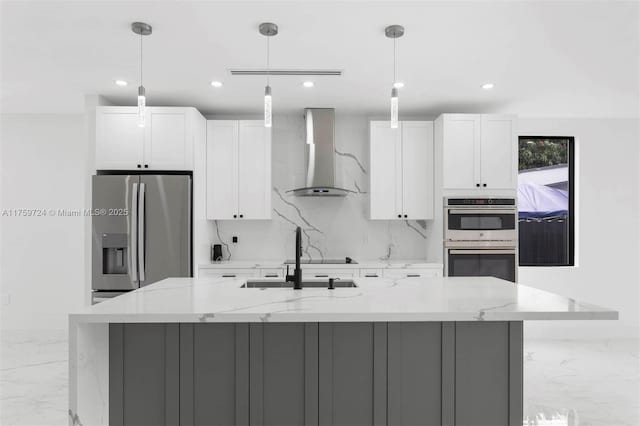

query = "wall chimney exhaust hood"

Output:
[[288, 108, 353, 197]]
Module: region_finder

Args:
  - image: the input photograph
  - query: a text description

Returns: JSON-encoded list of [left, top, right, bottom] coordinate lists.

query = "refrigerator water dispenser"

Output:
[[101, 233, 128, 275]]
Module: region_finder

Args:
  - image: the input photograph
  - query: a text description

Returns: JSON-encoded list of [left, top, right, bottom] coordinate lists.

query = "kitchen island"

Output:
[[69, 276, 617, 426]]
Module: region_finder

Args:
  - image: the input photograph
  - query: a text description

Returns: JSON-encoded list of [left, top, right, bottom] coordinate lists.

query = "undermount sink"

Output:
[[242, 279, 358, 289]]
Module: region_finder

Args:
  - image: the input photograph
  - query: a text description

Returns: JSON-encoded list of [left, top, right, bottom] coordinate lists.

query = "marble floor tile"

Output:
[[1, 330, 68, 426], [523, 339, 640, 426], [1, 330, 638, 426]]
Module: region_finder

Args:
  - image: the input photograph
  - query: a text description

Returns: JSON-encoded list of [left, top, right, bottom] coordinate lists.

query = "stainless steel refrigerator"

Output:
[[91, 174, 191, 303]]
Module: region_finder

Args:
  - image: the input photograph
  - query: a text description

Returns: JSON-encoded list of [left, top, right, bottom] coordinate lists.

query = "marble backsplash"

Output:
[[207, 113, 431, 261]]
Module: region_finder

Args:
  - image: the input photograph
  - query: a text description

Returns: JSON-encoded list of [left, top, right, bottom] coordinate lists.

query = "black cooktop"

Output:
[[284, 257, 356, 265]]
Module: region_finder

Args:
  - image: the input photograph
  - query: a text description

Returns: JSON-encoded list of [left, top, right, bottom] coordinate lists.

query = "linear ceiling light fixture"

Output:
[[385, 24, 404, 129], [259, 22, 278, 128], [229, 69, 343, 76], [131, 22, 152, 128]]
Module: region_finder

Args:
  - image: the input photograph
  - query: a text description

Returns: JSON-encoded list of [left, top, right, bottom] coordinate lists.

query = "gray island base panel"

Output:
[[68, 276, 617, 426], [108, 321, 523, 426]]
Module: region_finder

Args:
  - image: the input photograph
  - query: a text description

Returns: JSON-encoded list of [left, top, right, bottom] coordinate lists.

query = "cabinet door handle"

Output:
[[397, 214, 402, 218], [239, 214, 244, 218], [483, 183, 487, 187], [476, 183, 480, 187], [315, 274, 329, 278], [233, 214, 237, 218], [407, 274, 421, 277], [144, 164, 149, 169], [264, 274, 278, 278], [137, 164, 141, 168], [222, 274, 236, 278], [364, 274, 379, 278], [404, 214, 408, 218]]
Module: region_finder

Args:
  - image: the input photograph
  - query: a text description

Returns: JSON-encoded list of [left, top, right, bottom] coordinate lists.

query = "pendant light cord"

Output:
[[393, 37, 396, 85], [140, 34, 143, 86], [266, 36, 270, 86]]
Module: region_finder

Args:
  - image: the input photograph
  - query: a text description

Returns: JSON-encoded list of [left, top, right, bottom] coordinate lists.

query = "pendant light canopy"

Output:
[[131, 22, 152, 128], [259, 22, 278, 128], [385, 25, 404, 129]]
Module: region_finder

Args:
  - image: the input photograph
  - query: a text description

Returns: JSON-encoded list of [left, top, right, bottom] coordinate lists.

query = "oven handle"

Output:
[[448, 209, 516, 215], [449, 249, 516, 255]]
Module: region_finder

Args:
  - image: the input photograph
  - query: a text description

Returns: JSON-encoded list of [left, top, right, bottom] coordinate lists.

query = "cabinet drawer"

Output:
[[198, 268, 259, 279], [301, 268, 357, 279], [359, 268, 383, 278], [383, 268, 442, 279], [260, 268, 284, 278]]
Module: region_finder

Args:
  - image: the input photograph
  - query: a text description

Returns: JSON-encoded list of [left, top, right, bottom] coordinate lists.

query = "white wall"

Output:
[[1, 114, 86, 331], [518, 118, 640, 339]]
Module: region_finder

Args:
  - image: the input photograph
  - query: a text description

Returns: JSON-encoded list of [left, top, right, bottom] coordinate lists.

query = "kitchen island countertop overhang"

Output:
[[71, 276, 618, 324]]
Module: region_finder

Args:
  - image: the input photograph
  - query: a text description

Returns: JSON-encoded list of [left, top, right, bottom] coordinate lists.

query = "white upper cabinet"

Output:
[[479, 115, 517, 190], [144, 108, 190, 170], [237, 121, 272, 219], [370, 122, 402, 220], [95, 107, 145, 170], [401, 121, 434, 220], [207, 121, 238, 220], [440, 114, 481, 190], [206, 120, 272, 220], [96, 106, 200, 171], [439, 114, 517, 192], [370, 121, 434, 220]]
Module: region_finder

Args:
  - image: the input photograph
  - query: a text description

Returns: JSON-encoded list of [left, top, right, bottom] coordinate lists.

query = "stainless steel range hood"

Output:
[[288, 108, 353, 197]]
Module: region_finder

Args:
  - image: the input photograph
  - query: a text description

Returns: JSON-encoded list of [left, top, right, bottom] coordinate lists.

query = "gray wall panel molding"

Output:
[[109, 322, 523, 426], [108, 324, 124, 426], [441, 322, 455, 426], [509, 321, 524, 426], [179, 324, 194, 426]]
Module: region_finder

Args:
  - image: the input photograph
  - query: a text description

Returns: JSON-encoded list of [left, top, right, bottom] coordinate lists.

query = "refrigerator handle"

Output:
[[129, 182, 139, 283], [138, 182, 146, 283]]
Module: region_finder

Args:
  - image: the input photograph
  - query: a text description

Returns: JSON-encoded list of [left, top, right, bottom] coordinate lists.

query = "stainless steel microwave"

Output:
[[444, 198, 517, 243]]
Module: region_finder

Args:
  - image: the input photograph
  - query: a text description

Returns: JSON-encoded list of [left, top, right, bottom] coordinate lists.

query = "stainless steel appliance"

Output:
[[444, 198, 517, 282], [92, 174, 191, 303], [288, 108, 353, 197]]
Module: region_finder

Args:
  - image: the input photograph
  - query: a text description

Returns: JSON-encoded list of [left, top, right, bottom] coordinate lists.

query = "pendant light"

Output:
[[385, 25, 404, 129], [259, 22, 278, 128], [131, 22, 152, 128]]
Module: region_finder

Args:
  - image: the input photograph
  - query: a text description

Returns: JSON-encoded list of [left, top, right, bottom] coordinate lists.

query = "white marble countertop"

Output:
[[198, 259, 442, 269], [72, 277, 618, 323]]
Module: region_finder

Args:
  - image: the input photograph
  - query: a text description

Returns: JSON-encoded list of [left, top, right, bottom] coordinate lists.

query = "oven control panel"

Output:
[[446, 198, 516, 206]]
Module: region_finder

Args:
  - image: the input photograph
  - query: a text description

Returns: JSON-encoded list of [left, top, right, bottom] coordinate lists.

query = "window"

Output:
[[518, 136, 575, 266]]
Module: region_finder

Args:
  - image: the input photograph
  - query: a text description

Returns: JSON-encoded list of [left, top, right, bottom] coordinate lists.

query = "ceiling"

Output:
[[1, 1, 638, 117]]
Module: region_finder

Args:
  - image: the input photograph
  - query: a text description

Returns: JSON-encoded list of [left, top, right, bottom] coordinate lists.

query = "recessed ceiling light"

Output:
[[302, 81, 314, 88], [481, 83, 495, 90], [114, 80, 128, 86], [393, 81, 405, 89], [210, 81, 223, 88]]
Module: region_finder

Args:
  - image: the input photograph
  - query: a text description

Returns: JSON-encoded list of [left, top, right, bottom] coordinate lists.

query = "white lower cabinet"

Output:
[[198, 265, 443, 280], [198, 268, 259, 279], [301, 268, 357, 280], [383, 268, 443, 279], [260, 268, 285, 278], [359, 268, 384, 278]]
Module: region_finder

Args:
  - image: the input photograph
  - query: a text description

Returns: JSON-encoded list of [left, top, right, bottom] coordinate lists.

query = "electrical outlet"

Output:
[[1, 293, 10, 306], [232, 236, 238, 243]]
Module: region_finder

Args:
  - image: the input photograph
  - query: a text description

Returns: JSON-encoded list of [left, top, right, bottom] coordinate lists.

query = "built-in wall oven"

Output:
[[444, 198, 518, 283]]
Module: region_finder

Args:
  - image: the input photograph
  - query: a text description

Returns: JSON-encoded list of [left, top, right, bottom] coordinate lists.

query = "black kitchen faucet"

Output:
[[285, 226, 303, 289]]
